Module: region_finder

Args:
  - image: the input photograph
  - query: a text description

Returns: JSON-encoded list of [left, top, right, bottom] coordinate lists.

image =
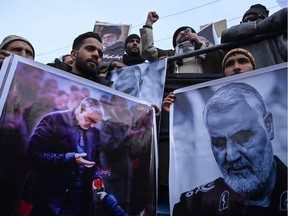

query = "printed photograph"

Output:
[[169, 63, 287, 216], [93, 21, 131, 64], [107, 59, 167, 112], [0, 55, 157, 216]]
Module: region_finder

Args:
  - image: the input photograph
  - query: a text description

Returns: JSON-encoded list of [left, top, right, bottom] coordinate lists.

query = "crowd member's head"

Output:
[[61, 54, 73, 67], [122, 34, 145, 66], [222, 48, 256, 76], [0, 35, 35, 59], [0, 35, 35, 69], [203, 82, 275, 195], [241, 4, 269, 23], [75, 97, 104, 130], [124, 34, 141, 56], [100, 26, 122, 50], [70, 31, 103, 79], [172, 26, 196, 48]]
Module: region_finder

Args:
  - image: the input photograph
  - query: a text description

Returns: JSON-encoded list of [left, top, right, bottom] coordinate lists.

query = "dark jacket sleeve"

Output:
[[102, 194, 128, 216], [25, 112, 76, 169], [221, 8, 287, 43]]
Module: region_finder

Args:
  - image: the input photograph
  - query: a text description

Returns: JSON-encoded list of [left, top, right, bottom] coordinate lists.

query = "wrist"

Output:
[[143, 24, 152, 29]]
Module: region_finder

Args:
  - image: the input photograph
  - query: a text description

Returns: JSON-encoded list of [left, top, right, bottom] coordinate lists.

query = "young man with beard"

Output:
[[70, 31, 113, 87], [122, 34, 145, 66], [97, 34, 145, 76], [49, 31, 113, 87], [173, 82, 287, 216]]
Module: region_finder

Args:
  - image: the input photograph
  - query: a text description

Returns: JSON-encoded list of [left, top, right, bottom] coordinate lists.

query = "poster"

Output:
[[107, 59, 167, 112], [0, 55, 157, 216], [93, 21, 131, 64], [169, 63, 287, 215]]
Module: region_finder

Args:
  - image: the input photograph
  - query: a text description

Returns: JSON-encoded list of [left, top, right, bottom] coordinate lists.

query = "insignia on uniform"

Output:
[[185, 181, 215, 198], [279, 190, 287, 211], [219, 190, 229, 211]]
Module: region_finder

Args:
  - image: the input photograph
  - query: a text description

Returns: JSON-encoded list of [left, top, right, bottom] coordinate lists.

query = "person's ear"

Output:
[[264, 111, 274, 140], [70, 49, 77, 61]]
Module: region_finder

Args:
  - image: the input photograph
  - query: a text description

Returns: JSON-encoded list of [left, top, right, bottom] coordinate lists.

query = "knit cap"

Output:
[[172, 26, 196, 48], [124, 34, 140, 48], [242, 4, 269, 22], [222, 48, 256, 72], [0, 35, 35, 58]]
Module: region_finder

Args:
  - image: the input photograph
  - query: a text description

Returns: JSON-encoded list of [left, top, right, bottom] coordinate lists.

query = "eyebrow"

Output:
[[230, 129, 254, 141]]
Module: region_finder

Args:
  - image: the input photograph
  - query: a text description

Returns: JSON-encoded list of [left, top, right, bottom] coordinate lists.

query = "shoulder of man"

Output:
[[180, 179, 219, 200], [174, 178, 238, 215], [47, 58, 72, 72]]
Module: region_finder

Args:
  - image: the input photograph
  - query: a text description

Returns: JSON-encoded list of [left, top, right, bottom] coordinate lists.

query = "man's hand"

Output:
[[162, 92, 175, 113], [145, 11, 159, 27], [0, 50, 12, 68], [75, 153, 95, 168], [110, 61, 126, 69], [187, 33, 201, 46]]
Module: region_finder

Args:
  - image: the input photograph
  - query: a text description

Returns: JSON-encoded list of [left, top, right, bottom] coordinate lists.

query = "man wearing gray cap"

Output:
[[0, 35, 35, 69]]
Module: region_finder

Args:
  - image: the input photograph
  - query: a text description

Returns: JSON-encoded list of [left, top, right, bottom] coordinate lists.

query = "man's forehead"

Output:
[[129, 38, 140, 42], [207, 101, 257, 135], [6, 40, 33, 49], [81, 38, 103, 49], [227, 53, 250, 60], [83, 37, 101, 43], [177, 30, 186, 36]]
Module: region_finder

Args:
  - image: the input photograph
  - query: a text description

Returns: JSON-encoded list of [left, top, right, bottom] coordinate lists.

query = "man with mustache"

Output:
[[49, 31, 113, 87], [173, 82, 287, 216]]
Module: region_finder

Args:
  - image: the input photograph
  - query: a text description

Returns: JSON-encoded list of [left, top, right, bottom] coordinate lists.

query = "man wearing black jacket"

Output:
[[48, 31, 113, 87]]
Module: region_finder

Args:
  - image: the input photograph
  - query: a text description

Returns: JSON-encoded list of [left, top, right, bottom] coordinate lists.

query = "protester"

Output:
[[173, 82, 287, 216], [241, 4, 269, 23], [62, 54, 73, 66], [48, 54, 73, 70], [140, 11, 214, 74], [0, 35, 40, 213], [221, 5, 287, 69], [0, 35, 35, 69], [222, 48, 256, 76], [122, 34, 145, 66], [163, 48, 256, 112], [48, 31, 113, 87], [98, 33, 145, 78]]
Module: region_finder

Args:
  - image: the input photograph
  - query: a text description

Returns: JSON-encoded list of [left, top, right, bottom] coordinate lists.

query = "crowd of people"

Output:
[[0, 3, 287, 216]]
